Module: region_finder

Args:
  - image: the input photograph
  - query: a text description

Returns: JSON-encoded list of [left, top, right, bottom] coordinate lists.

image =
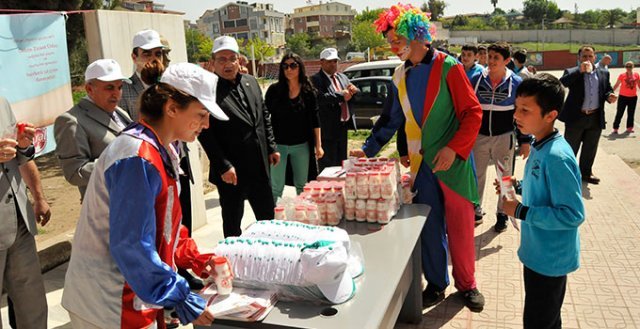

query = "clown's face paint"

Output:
[[387, 30, 410, 60]]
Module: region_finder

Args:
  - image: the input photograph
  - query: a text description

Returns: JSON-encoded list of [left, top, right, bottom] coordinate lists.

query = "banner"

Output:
[[0, 13, 73, 155]]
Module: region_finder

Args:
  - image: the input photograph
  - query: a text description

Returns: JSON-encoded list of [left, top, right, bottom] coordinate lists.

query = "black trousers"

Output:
[[318, 123, 348, 173], [564, 114, 601, 177], [217, 176, 274, 237], [523, 266, 567, 329], [613, 95, 637, 130]]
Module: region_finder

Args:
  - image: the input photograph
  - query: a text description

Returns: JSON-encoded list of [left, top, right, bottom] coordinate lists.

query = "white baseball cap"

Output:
[[160, 63, 229, 121], [212, 36, 239, 54], [132, 29, 165, 50], [85, 59, 131, 83], [320, 48, 340, 61], [301, 244, 355, 304]]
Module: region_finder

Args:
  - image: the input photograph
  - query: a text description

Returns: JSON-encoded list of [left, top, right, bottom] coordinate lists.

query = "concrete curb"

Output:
[[38, 240, 71, 274]]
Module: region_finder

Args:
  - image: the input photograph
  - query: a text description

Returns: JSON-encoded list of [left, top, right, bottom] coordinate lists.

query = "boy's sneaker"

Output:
[[474, 205, 484, 225], [422, 284, 446, 308], [494, 213, 508, 233], [461, 288, 485, 312], [627, 128, 635, 133], [612, 129, 619, 134]]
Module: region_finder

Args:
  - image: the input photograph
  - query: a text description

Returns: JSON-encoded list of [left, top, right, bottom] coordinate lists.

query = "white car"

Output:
[[344, 59, 403, 79]]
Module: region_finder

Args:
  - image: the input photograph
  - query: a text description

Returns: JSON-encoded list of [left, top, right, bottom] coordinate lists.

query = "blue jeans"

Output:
[[270, 143, 310, 202]]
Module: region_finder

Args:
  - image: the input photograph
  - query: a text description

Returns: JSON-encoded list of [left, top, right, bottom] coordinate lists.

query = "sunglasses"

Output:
[[281, 62, 299, 70], [626, 66, 633, 69]]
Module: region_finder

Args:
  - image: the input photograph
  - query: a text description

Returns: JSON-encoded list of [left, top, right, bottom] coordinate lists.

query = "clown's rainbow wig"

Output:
[[373, 3, 437, 42]]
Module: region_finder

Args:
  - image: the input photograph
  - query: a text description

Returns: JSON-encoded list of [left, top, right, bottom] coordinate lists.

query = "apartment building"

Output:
[[290, 1, 356, 38], [118, 0, 184, 14], [197, 2, 286, 48]]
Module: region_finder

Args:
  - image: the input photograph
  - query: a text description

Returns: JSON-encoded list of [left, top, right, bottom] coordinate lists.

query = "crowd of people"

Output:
[[1, 2, 636, 328]]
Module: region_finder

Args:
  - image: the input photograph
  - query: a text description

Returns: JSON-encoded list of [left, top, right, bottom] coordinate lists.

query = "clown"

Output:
[[351, 4, 485, 311]]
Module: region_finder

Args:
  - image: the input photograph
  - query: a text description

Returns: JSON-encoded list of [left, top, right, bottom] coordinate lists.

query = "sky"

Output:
[[157, 0, 637, 23]]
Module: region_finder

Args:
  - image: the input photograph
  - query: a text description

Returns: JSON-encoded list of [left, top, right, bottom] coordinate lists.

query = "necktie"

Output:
[[331, 75, 350, 122]]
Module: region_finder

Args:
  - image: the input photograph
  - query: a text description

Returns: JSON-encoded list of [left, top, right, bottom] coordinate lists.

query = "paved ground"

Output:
[[3, 67, 640, 328]]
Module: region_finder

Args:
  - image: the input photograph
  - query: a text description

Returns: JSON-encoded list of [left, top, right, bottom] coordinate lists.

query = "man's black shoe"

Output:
[[583, 175, 600, 185], [422, 285, 445, 308], [461, 288, 485, 312], [474, 214, 484, 226], [494, 213, 508, 233]]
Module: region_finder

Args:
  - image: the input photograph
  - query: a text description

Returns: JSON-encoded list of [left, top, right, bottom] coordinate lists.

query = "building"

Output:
[[196, 2, 286, 49], [290, 1, 356, 38], [117, 0, 184, 15]]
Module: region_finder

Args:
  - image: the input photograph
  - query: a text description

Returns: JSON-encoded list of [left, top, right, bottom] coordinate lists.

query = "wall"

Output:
[[450, 29, 640, 46], [83, 10, 208, 231]]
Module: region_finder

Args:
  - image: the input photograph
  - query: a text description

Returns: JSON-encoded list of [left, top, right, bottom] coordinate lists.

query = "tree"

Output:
[[240, 37, 276, 63], [185, 29, 212, 63], [350, 21, 386, 52], [421, 0, 446, 21], [355, 8, 385, 23], [489, 15, 508, 29], [602, 9, 626, 28], [491, 0, 498, 10], [522, 0, 561, 26], [452, 15, 469, 27], [493, 8, 506, 15], [286, 33, 311, 58]]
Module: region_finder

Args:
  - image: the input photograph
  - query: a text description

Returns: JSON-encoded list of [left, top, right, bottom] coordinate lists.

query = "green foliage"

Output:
[[602, 9, 627, 28], [185, 28, 213, 63], [489, 15, 508, 29], [72, 89, 87, 104], [421, 0, 446, 21], [523, 0, 562, 25], [239, 36, 275, 63], [491, 0, 498, 10], [351, 21, 386, 52], [493, 8, 506, 16], [286, 33, 312, 58], [355, 8, 385, 23]]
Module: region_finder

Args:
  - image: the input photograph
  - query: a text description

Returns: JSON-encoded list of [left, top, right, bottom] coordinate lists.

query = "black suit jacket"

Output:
[[198, 74, 277, 186], [311, 70, 357, 139], [559, 66, 613, 129]]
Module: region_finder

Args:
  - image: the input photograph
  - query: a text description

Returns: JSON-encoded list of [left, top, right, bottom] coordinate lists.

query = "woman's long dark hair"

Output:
[[277, 52, 316, 96]]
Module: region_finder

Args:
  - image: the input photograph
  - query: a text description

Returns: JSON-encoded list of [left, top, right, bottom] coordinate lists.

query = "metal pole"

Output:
[[251, 44, 256, 77]]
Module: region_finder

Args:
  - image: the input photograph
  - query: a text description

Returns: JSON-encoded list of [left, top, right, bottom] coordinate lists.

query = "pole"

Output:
[[251, 44, 256, 77]]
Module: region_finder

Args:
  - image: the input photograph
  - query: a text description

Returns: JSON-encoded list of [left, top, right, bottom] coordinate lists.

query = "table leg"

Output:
[[397, 236, 422, 324]]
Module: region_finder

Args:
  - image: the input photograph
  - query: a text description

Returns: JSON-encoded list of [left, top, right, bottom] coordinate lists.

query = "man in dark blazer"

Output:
[[311, 48, 358, 172], [55, 59, 133, 200], [559, 45, 617, 184], [198, 36, 280, 237]]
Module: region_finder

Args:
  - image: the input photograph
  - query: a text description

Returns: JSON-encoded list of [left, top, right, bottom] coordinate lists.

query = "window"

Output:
[[237, 32, 249, 40], [250, 18, 257, 29], [223, 20, 235, 28], [263, 31, 269, 38], [240, 7, 246, 14], [222, 9, 227, 16], [212, 23, 219, 33], [237, 18, 247, 27]]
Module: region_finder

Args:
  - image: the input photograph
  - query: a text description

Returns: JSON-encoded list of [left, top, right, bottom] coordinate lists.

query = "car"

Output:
[[343, 59, 402, 79], [349, 76, 392, 129]]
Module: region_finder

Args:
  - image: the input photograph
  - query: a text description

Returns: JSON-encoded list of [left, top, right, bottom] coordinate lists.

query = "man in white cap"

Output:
[[198, 35, 280, 237], [54, 58, 133, 201], [119, 29, 165, 121], [311, 48, 358, 171]]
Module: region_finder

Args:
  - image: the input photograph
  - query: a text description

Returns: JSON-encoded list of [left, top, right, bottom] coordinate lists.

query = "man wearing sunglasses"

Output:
[[119, 29, 165, 121]]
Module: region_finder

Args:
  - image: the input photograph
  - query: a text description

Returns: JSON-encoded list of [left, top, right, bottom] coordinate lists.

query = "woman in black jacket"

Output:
[[265, 53, 323, 201]]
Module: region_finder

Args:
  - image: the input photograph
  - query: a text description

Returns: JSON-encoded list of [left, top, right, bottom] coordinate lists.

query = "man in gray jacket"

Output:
[[1, 96, 51, 328], [54, 59, 132, 200]]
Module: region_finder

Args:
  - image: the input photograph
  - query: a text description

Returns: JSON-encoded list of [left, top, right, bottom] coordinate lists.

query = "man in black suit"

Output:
[[311, 48, 358, 172], [559, 45, 617, 184], [198, 36, 280, 237]]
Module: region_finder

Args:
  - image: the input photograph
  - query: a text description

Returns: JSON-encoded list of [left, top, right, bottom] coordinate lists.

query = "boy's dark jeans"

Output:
[[523, 266, 567, 329], [613, 95, 637, 130]]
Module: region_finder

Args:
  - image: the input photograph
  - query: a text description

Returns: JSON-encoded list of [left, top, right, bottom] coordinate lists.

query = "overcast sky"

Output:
[[157, 0, 637, 23]]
